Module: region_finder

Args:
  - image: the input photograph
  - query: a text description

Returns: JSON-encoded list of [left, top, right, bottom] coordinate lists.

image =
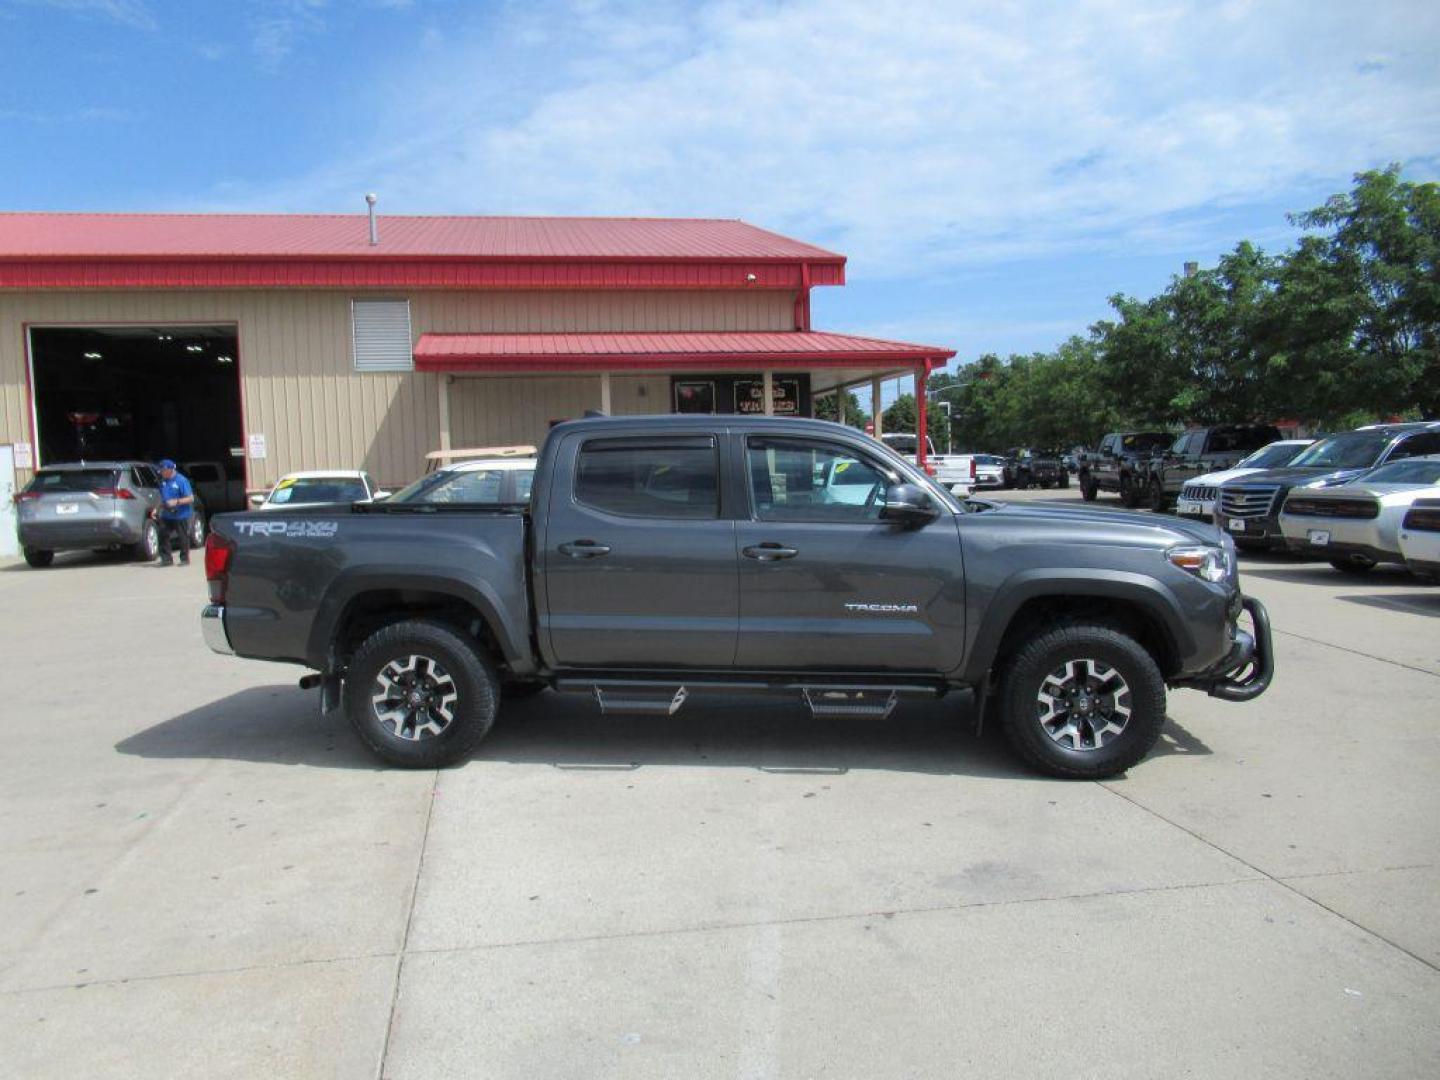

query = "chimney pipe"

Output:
[[1183, 261, 1198, 278], [365, 193, 379, 246]]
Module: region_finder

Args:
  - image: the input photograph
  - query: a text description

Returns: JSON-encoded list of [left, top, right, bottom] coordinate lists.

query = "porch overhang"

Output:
[[411, 330, 954, 381]]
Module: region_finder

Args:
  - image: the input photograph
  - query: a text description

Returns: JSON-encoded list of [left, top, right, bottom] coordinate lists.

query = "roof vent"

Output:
[[365, 193, 379, 246]]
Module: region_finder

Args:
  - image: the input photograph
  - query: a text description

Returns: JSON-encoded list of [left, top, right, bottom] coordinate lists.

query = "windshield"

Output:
[[26, 468, 119, 493], [1123, 433, 1172, 453], [1238, 442, 1310, 470], [1359, 459, 1440, 485], [266, 477, 368, 505], [1289, 433, 1391, 471], [389, 467, 533, 505]]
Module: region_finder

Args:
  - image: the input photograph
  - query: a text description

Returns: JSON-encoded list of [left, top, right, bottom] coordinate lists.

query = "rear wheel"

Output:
[[1328, 554, 1377, 575], [345, 619, 498, 767], [23, 548, 54, 569], [1119, 475, 1141, 509], [188, 514, 206, 549], [1147, 478, 1167, 513], [998, 622, 1167, 779]]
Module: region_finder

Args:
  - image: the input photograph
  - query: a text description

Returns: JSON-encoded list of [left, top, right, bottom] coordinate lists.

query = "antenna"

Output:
[[365, 193, 379, 246]]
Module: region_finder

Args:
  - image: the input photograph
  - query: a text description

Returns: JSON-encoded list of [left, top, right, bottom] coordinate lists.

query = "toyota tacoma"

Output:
[[201, 415, 1272, 779]]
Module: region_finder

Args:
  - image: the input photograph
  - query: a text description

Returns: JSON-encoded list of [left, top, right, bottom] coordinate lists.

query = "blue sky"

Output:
[[3, 0, 1439, 410]]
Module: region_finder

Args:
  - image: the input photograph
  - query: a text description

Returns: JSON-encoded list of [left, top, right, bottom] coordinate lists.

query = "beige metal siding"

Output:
[[0, 288, 795, 488], [446, 374, 668, 447]]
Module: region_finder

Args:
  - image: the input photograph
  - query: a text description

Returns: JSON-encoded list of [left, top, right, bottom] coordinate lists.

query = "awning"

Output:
[[412, 330, 954, 374]]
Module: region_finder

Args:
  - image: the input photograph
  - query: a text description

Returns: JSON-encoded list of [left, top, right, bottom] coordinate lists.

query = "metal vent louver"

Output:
[[351, 299, 413, 372]]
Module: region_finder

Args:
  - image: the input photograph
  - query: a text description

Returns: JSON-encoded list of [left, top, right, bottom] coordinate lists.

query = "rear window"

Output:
[[575, 439, 718, 519], [186, 463, 221, 482], [1361, 460, 1440, 485], [26, 469, 119, 493]]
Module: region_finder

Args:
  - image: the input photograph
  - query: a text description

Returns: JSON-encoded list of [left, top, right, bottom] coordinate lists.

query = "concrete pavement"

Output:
[[1, 501, 1437, 1078]]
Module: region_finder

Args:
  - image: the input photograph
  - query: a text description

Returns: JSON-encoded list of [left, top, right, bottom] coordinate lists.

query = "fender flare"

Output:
[[960, 568, 1194, 684], [306, 568, 527, 672]]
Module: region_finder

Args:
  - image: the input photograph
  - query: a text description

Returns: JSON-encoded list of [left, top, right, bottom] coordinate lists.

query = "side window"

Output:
[[1206, 431, 1235, 454], [747, 437, 894, 523], [417, 469, 505, 504], [133, 466, 157, 488], [575, 438, 718, 519], [514, 470, 535, 503], [1389, 433, 1440, 461]]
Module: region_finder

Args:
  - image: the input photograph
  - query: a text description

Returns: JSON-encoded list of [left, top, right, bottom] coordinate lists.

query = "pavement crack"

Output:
[[1271, 627, 1440, 679], [395, 875, 1262, 961], [376, 771, 441, 1080], [1098, 782, 1440, 976]]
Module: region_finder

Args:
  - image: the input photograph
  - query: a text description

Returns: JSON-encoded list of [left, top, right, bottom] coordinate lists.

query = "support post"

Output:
[[915, 365, 929, 472], [438, 374, 452, 452], [763, 371, 774, 416], [871, 377, 883, 437], [600, 371, 612, 414]]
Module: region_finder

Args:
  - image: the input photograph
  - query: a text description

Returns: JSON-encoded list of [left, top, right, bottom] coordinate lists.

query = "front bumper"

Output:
[[19, 516, 143, 550], [201, 604, 234, 656], [1215, 512, 1283, 545], [1173, 596, 1273, 703], [1176, 497, 1214, 520]]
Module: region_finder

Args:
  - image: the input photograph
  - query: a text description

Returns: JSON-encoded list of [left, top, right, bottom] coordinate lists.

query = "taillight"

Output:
[[969, 458, 977, 480], [92, 488, 136, 499], [923, 462, 937, 477], [205, 532, 236, 604], [15, 491, 40, 504]]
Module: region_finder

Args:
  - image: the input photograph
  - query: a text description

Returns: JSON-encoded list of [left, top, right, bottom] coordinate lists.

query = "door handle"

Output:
[[743, 543, 799, 561], [558, 540, 611, 559]]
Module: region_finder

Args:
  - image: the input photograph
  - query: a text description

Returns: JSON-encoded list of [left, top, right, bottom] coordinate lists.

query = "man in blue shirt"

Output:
[[155, 459, 195, 566]]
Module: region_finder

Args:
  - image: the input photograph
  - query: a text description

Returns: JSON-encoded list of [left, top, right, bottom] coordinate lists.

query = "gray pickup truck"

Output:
[[201, 415, 1272, 779]]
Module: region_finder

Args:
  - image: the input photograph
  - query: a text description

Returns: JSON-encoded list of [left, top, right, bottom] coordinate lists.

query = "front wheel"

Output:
[[131, 520, 159, 562], [345, 619, 498, 767], [1329, 554, 1377, 575], [188, 513, 206, 549], [1079, 475, 1098, 501], [24, 548, 54, 569], [998, 623, 1167, 779]]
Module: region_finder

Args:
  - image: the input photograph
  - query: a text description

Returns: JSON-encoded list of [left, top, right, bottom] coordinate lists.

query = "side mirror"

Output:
[[249, 493, 265, 507], [881, 483, 937, 525]]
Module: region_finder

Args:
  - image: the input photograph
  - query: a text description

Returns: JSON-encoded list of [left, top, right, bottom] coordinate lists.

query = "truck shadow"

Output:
[[117, 685, 1205, 779]]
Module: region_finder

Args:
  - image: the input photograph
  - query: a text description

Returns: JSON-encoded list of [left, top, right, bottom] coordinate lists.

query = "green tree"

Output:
[[814, 389, 868, 427], [881, 393, 948, 447]]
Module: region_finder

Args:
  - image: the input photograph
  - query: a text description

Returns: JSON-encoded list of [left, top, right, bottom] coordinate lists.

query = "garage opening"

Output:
[[28, 325, 246, 509]]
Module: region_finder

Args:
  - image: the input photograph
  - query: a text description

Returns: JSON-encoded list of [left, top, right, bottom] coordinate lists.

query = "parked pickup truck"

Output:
[[880, 432, 975, 495], [201, 415, 1272, 780], [1141, 424, 1282, 512], [1080, 431, 1174, 507]]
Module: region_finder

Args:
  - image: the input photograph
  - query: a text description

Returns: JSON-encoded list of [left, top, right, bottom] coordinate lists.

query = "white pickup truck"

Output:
[[880, 433, 975, 495]]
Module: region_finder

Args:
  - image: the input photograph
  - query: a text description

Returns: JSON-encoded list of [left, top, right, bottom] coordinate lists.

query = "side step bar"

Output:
[[553, 678, 940, 719]]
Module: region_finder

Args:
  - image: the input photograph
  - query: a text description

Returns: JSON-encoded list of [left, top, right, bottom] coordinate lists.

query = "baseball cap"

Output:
[[158, 458, 177, 470]]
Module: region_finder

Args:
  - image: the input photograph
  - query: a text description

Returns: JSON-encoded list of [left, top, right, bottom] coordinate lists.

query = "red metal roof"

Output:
[[0, 213, 843, 259], [413, 331, 954, 374]]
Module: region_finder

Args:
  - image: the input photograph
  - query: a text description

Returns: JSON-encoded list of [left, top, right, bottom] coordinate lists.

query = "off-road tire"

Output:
[[1080, 475, 1098, 501], [345, 619, 498, 768], [1119, 475, 1142, 509], [998, 622, 1168, 780], [131, 520, 159, 562], [1328, 554, 1377, 575], [23, 548, 54, 569], [1147, 478, 1167, 513]]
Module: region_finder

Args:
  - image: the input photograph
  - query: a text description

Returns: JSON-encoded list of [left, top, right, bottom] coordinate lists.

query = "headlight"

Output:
[[1167, 544, 1230, 583]]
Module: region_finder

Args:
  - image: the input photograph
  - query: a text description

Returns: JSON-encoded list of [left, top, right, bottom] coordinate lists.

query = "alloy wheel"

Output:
[[371, 654, 460, 741], [1036, 658, 1133, 751]]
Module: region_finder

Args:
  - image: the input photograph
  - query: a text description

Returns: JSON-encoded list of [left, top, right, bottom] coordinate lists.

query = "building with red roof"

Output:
[[0, 211, 952, 508]]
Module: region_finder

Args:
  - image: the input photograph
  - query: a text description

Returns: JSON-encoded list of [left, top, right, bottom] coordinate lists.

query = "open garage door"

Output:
[[28, 325, 247, 510]]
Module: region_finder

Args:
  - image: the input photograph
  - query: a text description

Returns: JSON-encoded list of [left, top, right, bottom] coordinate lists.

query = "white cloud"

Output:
[[218, 0, 1440, 276], [9, 0, 155, 29]]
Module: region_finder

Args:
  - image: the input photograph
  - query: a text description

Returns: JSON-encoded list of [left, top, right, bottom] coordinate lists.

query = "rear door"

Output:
[[541, 432, 738, 669], [734, 434, 964, 672]]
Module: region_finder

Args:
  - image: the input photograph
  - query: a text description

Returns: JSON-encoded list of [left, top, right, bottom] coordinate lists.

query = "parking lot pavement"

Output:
[[1, 533, 1437, 1078]]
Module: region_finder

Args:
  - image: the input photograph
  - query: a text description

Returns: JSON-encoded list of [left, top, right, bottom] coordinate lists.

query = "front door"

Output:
[[541, 432, 738, 669], [734, 435, 965, 673]]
